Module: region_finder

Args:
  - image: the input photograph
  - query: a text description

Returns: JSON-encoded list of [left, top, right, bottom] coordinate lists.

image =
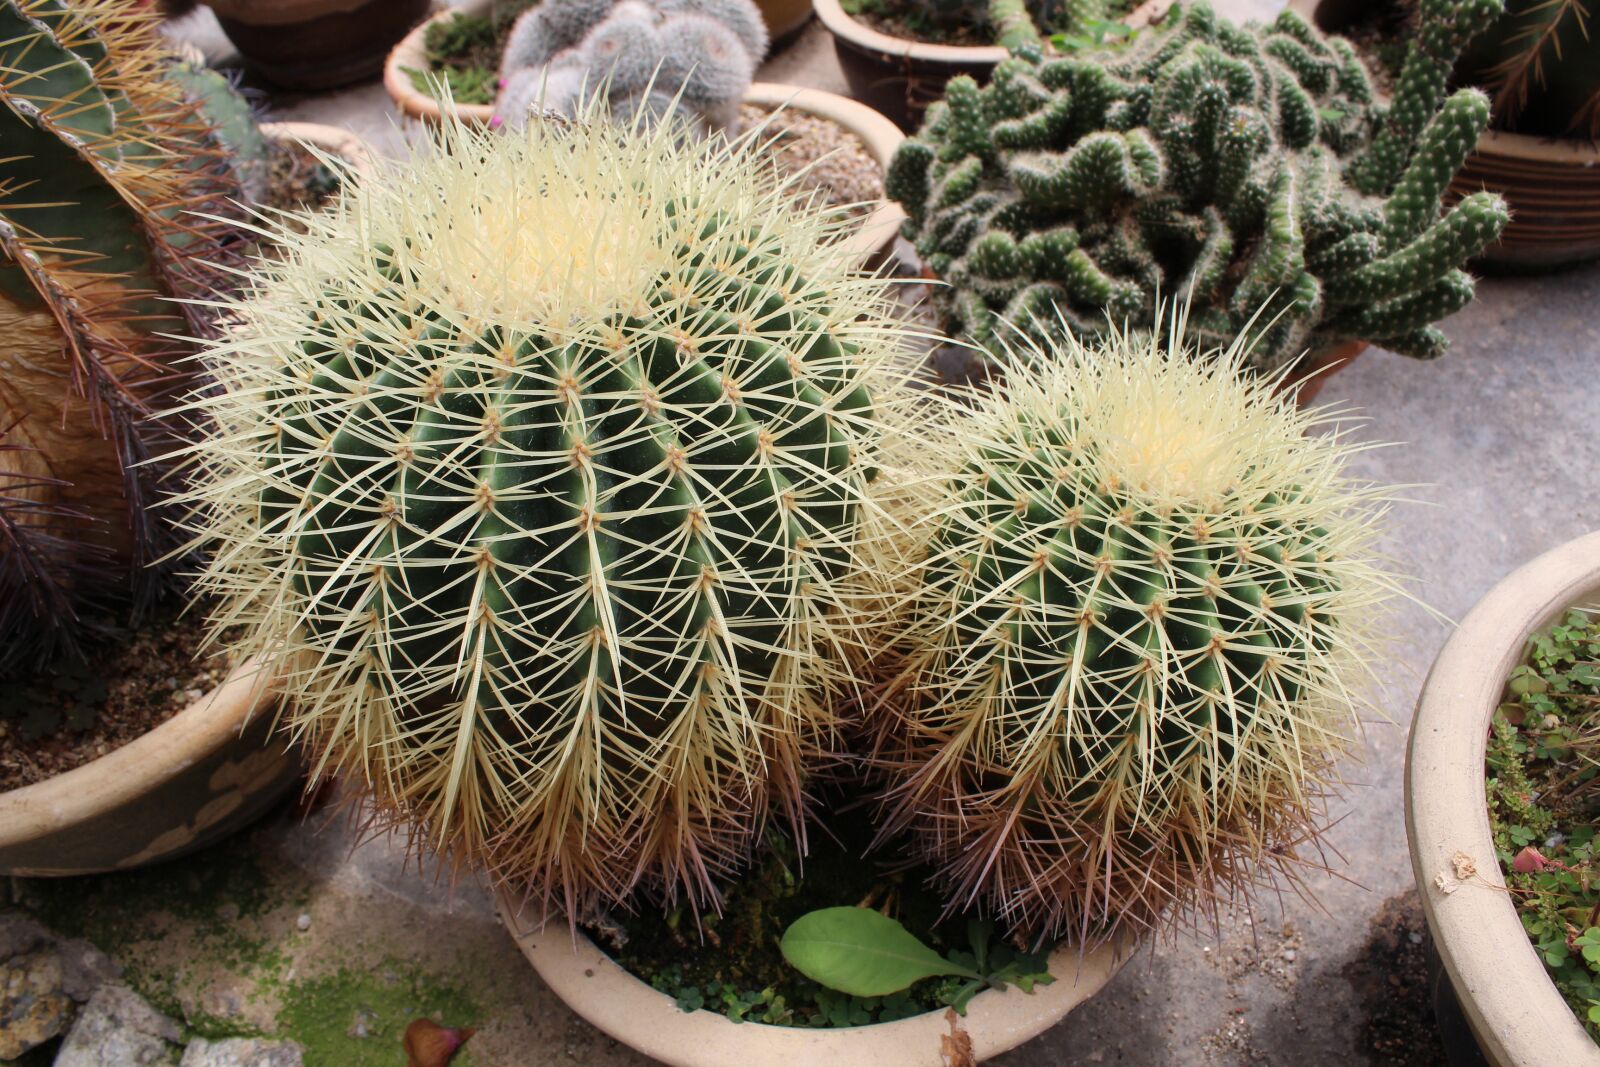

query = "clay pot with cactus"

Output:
[[887, 0, 1508, 398], [1293, 0, 1600, 270], [0, 0, 374, 877], [169, 53, 1415, 1050]]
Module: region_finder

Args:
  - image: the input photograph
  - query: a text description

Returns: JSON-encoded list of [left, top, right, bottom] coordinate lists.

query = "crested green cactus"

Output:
[[180, 110, 909, 915], [887, 0, 1510, 373], [864, 316, 1399, 940], [495, 0, 766, 137], [0, 0, 248, 671]]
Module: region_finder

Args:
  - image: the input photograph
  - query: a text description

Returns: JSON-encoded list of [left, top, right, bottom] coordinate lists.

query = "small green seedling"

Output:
[[780, 907, 1053, 1015]]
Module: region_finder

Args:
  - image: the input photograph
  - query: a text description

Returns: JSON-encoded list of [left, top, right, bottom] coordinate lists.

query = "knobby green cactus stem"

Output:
[[887, 0, 1510, 374]]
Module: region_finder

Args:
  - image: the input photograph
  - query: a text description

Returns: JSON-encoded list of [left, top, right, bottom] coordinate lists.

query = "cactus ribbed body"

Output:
[[186, 115, 903, 914], [887, 0, 1509, 373], [869, 327, 1393, 939], [0, 0, 247, 670]]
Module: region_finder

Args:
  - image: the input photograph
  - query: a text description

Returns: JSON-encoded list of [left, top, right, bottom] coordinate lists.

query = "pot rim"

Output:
[[1406, 529, 1600, 1066], [260, 119, 380, 177], [0, 658, 279, 848], [498, 889, 1130, 1067], [813, 0, 1008, 65], [814, 0, 1173, 65]]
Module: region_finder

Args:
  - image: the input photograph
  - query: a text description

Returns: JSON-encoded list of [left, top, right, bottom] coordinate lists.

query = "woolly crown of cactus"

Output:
[[886, 0, 1509, 373], [864, 313, 1399, 940], [494, 0, 766, 136], [0, 0, 248, 671], [179, 109, 910, 916]]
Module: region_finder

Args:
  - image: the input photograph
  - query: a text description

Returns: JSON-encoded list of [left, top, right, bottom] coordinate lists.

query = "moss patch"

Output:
[[278, 961, 481, 1067]]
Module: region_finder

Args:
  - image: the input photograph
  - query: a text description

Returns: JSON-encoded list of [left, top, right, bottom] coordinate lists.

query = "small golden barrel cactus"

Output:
[[181, 113, 909, 915], [867, 321, 1398, 940]]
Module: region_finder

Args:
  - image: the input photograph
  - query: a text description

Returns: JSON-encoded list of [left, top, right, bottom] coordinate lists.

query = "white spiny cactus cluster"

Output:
[[494, 0, 767, 137]]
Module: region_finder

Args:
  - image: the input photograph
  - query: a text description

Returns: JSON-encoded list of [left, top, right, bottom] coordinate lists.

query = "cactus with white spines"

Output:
[[179, 110, 910, 916], [495, 0, 766, 137], [863, 316, 1399, 940]]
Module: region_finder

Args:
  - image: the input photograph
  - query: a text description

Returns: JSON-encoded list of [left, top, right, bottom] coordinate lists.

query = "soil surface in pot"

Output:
[[736, 102, 886, 222], [1484, 608, 1600, 1043], [1315, 0, 1410, 95], [584, 808, 1058, 1028], [839, 0, 1138, 46], [260, 136, 347, 215], [0, 602, 238, 791]]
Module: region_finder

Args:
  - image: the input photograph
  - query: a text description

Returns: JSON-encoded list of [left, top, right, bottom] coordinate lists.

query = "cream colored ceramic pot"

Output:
[[0, 660, 292, 876], [500, 891, 1131, 1066], [1408, 530, 1600, 1066]]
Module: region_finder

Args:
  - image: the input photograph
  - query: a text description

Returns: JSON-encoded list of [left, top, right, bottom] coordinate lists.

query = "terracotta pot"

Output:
[[498, 890, 1132, 1066], [0, 659, 294, 876], [814, 0, 1174, 132], [1290, 0, 1600, 272], [1407, 530, 1600, 1067], [1282, 339, 1368, 406], [756, 0, 814, 47], [207, 0, 433, 90]]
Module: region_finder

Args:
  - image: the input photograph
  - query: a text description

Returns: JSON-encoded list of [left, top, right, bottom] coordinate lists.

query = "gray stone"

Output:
[[179, 1038, 305, 1067], [54, 983, 181, 1067], [0, 913, 49, 961], [54, 939, 122, 1003], [0, 948, 72, 1060]]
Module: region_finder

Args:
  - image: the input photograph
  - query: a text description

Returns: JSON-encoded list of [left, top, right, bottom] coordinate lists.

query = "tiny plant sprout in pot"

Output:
[[859, 316, 1405, 946], [888, 0, 1508, 396], [0, 0, 314, 875]]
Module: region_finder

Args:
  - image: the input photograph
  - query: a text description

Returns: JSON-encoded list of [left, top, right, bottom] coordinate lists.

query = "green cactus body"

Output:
[[0, 0, 246, 670], [887, 0, 1509, 374], [183, 114, 907, 914], [867, 325, 1395, 940]]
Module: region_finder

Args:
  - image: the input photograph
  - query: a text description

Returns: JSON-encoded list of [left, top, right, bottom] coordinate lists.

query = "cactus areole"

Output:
[[182, 114, 906, 916], [886, 0, 1509, 373]]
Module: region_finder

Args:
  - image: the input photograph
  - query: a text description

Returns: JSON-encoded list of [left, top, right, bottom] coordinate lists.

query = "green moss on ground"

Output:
[[11, 826, 478, 1062]]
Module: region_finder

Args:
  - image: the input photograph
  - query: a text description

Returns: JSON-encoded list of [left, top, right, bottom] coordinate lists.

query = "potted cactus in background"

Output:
[[888, 0, 1509, 397], [0, 0, 372, 875], [1293, 0, 1600, 270], [385, 0, 911, 268]]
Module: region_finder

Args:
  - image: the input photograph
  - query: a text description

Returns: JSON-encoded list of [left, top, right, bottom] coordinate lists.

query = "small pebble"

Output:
[[296, 913, 312, 932], [1281, 948, 1297, 962]]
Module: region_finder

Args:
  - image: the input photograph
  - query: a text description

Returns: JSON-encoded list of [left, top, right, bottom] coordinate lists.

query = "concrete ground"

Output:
[[14, 4, 1598, 1065]]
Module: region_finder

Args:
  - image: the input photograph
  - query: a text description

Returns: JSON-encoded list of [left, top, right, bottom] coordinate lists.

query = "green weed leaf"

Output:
[[780, 907, 981, 997]]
